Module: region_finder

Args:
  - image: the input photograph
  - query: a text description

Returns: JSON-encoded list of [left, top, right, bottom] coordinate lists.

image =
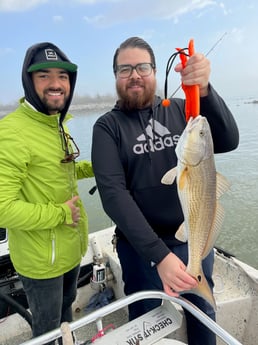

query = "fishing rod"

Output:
[[169, 32, 227, 98]]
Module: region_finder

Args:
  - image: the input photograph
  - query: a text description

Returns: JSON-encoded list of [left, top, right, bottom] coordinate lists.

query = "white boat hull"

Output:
[[0, 226, 258, 345]]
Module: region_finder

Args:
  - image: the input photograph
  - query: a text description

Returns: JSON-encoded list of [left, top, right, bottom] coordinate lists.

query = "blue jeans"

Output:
[[19, 265, 80, 345], [117, 237, 216, 345]]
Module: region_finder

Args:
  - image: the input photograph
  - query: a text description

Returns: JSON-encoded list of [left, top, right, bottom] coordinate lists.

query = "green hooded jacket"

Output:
[[0, 99, 94, 278]]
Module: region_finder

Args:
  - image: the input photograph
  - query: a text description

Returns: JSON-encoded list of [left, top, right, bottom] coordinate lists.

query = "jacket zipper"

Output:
[[51, 230, 56, 264]]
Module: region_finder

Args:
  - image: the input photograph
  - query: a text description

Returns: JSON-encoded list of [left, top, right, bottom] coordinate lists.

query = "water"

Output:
[[68, 100, 258, 269]]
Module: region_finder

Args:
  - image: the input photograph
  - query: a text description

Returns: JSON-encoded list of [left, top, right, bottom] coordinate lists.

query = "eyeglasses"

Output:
[[116, 63, 154, 79], [60, 130, 80, 163]]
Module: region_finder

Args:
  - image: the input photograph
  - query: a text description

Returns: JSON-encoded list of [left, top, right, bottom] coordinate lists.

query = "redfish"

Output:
[[161, 115, 230, 308]]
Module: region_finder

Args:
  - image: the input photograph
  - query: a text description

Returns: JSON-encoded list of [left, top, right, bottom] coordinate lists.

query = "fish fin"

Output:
[[216, 172, 231, 199], [178, 168, 188, 190], [161, 167, 177, 185], [202, 202, 225, 259], [175, 223, 188, 242], [183, 267, 216, 310]]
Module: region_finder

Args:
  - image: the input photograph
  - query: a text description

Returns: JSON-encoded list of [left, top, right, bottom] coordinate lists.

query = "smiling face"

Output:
[[32, 68, 70, 114], [115, 47, 156, 110]]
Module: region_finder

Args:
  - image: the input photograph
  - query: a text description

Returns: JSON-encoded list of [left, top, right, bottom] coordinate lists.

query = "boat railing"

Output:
[[20, 290, 243, 345]]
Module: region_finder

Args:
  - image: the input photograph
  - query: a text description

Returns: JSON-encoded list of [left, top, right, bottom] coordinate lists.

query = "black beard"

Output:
[[116, 82, 156, 111], [42, 99, 65, 114], [41, 90, 68, 114]]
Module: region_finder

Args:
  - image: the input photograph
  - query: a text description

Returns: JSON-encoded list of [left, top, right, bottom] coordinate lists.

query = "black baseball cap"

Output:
[[27, 47, 77, 72]]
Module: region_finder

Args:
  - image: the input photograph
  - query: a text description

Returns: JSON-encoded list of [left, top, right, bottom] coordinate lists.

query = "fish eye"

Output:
[[199, 130, 205, 137]]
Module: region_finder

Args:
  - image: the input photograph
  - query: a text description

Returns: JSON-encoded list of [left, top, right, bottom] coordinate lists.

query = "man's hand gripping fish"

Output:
[[161, 115, 230, 308]]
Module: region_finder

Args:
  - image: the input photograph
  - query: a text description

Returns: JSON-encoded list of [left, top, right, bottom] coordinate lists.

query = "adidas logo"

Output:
[[133, 119, 180, 154]]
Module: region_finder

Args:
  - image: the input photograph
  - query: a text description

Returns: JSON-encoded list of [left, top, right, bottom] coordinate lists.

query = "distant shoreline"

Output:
[[70, 101, 115, 114], [0, 100, 116, 118], [1, 98, 258, 118], [245, 100, 258, 104]]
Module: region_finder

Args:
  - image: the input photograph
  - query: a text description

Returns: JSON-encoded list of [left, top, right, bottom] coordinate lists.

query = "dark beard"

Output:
[[41, 91, 68, 114], [116, 81, 156, 111], [43, 100, 64, 113]]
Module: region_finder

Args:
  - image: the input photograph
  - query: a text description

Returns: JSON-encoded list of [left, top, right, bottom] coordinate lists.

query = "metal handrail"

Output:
[[20, 290, 243, 345]]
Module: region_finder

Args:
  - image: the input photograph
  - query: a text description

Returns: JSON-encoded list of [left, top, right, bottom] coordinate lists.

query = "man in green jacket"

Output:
[[0, 42, 94, 343]]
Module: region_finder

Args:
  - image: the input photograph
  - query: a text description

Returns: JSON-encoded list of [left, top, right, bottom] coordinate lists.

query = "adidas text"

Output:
[[133, 135, 180, 154]]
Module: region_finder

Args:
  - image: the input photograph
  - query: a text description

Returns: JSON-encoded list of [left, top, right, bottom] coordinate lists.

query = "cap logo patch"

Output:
[[45, 49, 58, 61]]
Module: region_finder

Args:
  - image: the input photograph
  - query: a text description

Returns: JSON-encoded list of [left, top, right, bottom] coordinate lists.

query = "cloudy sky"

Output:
[[0, 0, 257, 104]]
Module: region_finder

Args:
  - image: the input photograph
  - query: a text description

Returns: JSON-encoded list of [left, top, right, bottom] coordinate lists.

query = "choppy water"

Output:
[[69, 99, 258, 269]]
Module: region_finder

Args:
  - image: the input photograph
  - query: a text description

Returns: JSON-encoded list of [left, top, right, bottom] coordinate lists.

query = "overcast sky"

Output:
[[0, 0, 257, 104]]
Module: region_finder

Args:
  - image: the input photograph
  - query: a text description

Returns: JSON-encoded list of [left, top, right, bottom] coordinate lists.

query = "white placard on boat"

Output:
[[93, 300, 182, 345]]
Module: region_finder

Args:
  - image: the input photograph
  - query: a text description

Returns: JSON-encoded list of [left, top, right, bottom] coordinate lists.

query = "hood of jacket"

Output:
[[22, 42, 77, 124]]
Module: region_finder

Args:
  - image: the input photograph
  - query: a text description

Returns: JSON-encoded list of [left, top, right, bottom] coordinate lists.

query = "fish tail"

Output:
[[185, 268, 216, 310]]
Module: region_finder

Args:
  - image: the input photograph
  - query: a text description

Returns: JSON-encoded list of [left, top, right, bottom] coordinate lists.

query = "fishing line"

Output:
[[162, 48, 188, 107], [167, 32, 227, 99]]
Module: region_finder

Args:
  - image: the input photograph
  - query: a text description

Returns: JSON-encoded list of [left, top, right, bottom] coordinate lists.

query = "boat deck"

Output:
[[1, 227, 258, 345]]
